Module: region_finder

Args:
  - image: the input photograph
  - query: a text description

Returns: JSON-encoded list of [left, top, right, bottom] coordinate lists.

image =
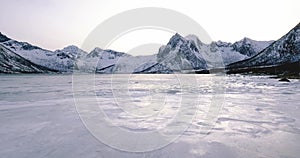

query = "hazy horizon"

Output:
[[0, 0, 300, 52]]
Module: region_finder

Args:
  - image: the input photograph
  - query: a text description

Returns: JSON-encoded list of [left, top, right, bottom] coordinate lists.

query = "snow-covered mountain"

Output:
[[1, 38, 87, 72], [75, 47, 125, 72], [146, 33, 272, 72], [227, 22, 300, 74], [0, 31, 274, 74], [0, 43, 54, 73], [156, 33, 208, 71], [232, 37, 274, 57]]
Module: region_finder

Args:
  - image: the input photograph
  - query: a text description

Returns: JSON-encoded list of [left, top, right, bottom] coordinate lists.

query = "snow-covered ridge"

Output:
[[0, 32, 10, 42], [0, 44, 54, 73]]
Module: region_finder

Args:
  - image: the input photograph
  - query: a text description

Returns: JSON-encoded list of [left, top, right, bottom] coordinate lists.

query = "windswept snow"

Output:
[[0, 74, 299, 157]]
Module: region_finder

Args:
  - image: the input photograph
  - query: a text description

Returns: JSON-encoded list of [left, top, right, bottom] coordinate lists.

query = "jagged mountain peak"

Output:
[[169, 33, 205, 47], [185, 34, 205, 48], [61, 45, 86, 55], [87, 47, 130, 59], [213, 40, 232, 47], [86, 47, 103, 58], [92, 47, 103, 52], [172, 33, 184, 39], [53, 45, 87, 60], [167, 33, 187, 48], [232, 37, 274, 57], [241, 37, 254, 42], [235, 37, 262, 46], [61, 45, 81, 52], [157, 33, 208, 71]]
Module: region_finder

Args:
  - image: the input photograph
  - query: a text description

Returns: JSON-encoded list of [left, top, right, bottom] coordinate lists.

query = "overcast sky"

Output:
[[0, 0, 300, 53]]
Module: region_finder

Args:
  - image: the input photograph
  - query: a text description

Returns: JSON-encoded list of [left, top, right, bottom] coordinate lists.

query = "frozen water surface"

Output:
[[0, 74, 299, 158]]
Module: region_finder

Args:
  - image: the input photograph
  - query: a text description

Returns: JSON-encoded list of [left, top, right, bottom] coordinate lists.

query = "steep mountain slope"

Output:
[[227, 22, 300, 74], [0, 44, 55, 73], [1, 36, 87, 72], [156, 33, 208, 71]]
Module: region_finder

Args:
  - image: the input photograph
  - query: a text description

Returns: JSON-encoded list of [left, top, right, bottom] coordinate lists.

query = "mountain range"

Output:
[[0, 22, 299, 75]]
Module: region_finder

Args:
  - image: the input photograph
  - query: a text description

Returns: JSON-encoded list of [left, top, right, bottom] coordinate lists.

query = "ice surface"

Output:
[[0, 74, 299, 157]]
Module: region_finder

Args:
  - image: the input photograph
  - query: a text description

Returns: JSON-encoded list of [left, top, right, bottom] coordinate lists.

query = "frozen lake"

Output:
[[0, 74, 300, 158]]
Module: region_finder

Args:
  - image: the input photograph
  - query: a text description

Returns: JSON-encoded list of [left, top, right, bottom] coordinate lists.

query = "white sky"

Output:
[[0, 0, 300, 54]]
